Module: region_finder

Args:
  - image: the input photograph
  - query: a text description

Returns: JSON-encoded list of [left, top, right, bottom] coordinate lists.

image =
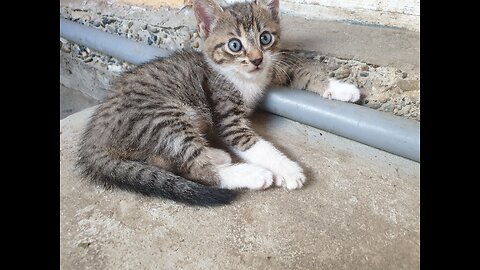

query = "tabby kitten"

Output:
[[77, 0, 360, 206]]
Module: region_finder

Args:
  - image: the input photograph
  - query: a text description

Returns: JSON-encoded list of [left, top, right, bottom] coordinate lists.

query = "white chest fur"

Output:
[[226, 73, 268, 108], [206, 57, 270, 109]]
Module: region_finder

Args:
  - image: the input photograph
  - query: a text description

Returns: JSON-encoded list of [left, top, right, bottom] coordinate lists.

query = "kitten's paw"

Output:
[[323, 89, 333, 100], [234, 139, 306, 190], [218, 163, 274, 190], [324, 79, 360, 102], [206, 147, 232, 165], [272, 160, 306, 190]]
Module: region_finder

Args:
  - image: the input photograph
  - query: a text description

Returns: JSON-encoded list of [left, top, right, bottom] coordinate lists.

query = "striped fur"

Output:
[[77, 0, 335, 206]]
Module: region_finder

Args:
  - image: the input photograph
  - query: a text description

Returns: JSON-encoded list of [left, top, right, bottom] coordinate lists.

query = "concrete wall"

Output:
[[225, 0, 419, 31], [113, 0, 420, 31], [118, 0, 186, 7]]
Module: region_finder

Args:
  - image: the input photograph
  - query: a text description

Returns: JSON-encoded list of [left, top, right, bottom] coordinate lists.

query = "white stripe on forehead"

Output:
[[237, 22, 260, 51], [248, 28, 257, 45]]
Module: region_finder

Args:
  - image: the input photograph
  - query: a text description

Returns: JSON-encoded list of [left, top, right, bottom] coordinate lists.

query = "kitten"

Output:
[[76, 0, 360, 206]]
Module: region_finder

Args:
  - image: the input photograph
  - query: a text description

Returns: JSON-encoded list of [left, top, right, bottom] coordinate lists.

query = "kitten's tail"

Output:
[[76, 151, 236, 206]]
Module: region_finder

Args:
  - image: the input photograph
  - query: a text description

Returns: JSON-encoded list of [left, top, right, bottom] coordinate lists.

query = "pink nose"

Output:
[[250, 57, 263, 67]]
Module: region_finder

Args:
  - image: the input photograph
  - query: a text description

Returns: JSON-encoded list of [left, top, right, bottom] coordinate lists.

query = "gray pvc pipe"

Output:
[[60, 17, 420, 162], [259, 88, 419, 161], [60, 18, 171, 64]]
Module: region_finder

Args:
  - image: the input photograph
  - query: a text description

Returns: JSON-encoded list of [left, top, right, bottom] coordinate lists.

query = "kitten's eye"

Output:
[[227, 39, 242, 52], [260, 32, 272, 46]]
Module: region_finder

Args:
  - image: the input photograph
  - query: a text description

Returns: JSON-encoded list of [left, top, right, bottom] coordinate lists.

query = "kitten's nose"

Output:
[[250, 57, 263, 67]]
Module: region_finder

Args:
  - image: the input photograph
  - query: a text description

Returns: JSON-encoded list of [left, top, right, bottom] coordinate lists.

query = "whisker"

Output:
[[272, 64, 292, 85]]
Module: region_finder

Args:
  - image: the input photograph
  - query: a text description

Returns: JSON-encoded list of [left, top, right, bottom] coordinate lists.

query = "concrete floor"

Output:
[[60, 84, 99, 119], [60, 106, 419, 269]]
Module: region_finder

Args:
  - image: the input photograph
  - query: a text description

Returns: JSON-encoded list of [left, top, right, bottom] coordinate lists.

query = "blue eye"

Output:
[[260, 32, 272, 45], [228, 39, 242, 52]]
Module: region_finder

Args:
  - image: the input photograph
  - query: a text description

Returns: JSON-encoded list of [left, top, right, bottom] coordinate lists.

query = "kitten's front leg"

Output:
[[233, 139, 306, 190], [273, 53, 361, 103], [216, 112, 305, 190]]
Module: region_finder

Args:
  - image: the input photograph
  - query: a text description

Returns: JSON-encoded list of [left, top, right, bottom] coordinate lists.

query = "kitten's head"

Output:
[[193, 0, 281, 80]]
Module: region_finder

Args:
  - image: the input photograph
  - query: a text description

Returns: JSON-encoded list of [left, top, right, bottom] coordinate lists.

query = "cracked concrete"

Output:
[[60, 107, 419, 269]]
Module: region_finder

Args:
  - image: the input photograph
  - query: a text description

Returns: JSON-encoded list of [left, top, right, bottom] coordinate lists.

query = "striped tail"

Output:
[[76, 150, 236, 206]]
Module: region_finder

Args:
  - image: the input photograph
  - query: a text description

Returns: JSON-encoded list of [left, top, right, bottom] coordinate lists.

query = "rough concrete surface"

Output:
[[60, 107, 419, 270], [281, 16, 420, 73], [59, 1, 420, 73], [279, 1, 419, 32], [60, 84, 99, 119], [59, 3, 420, 120], [60, 51, 121, 102]]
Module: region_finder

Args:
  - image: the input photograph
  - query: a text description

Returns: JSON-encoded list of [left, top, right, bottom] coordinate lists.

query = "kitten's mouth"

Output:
[[249, 67, 262, 73]]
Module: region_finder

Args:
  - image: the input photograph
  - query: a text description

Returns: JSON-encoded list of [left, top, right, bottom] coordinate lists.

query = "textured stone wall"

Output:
[[113, 0, 420, 31]]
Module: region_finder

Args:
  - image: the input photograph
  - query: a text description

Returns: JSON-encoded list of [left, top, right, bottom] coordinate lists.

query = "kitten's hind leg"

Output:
[[175, 144, 222, 186], [150, 118, 222, 186], [205, 147, 232, 166]]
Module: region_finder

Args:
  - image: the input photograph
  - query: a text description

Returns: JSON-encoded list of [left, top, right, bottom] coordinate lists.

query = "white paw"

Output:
[[324, 79, 360, 102], [271, 160, 306, 190], [217, 163, 274, 190], [234, 139, 306, 190], [323, 89, 333, 100]]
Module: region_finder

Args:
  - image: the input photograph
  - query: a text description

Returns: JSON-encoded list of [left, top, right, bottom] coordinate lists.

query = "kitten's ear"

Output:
[[193, 0, 223, 39], [256, 0, 280, 20]]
